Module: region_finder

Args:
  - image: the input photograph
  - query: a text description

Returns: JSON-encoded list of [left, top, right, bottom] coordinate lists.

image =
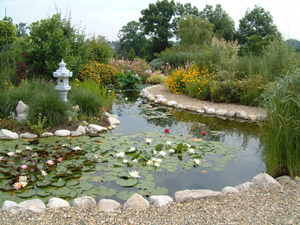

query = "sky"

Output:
[[1, 0, 300, 41]]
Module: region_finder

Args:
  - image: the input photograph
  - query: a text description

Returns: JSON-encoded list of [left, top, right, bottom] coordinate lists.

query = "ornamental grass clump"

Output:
[[260, 70, 300, 178], [164, 63, 211, 99]]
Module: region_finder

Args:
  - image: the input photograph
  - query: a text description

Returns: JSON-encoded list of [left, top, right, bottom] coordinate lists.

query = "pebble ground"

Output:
[[0, 178, 299, 224]]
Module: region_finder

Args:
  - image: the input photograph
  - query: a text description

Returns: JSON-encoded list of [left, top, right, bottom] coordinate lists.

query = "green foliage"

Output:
[[260, 70, 300, 177], [85, 35, 113, 64], [178, 15, 214, 47], [22, 12, 85, 77], [115, 70, 141, 89], [27, 113, 49, 136], [200, 4, 235, 41], [161, 46, 198, 68], [118, 21, 150, 59], [146, 73, 167, 84], [0, 18, 17, 48], [69, 80, 114, 117], [15, 22, 27, 38], [237, 5, 281, 55], [139, 0, 176, 55]]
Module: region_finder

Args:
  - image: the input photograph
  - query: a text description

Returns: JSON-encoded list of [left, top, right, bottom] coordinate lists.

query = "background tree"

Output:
[[85, 35, 113, 64], [22, 13, 85, 76], [139, 0, 176, 57], [178, 15, 214, 47], [0, 17, 17, 49], [118, 20, 149, 59], [200, 4, 235, 41], [15, 22, 27, 38], [237, 5, 281, 55]]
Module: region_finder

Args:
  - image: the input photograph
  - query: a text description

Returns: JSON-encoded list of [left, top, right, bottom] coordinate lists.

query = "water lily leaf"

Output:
[[66, 179, 79, 186], [69, 190, 77, 198], [17, 189, 37, 198], [50, 187, 71, 197], [37, 189, 51, 197], [99, 186, 117, 197], [36, 180, 52, 187], [81, 189, 98, 199], [101, 175, 117, 182], [149, 186, 168, 195], [116, 190, 136, 201], [116, 178, 138, 187], [52, 178, 66, 187], [75, 181, 94, 191]]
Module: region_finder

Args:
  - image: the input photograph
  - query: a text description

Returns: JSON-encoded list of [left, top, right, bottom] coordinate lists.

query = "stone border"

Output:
[[0, 112, 120, 140], [1, 173, 289, 214], [139, 85, 266, 122]]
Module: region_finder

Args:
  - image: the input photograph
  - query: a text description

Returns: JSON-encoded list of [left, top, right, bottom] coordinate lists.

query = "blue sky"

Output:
[[1, 0, 300, 41]]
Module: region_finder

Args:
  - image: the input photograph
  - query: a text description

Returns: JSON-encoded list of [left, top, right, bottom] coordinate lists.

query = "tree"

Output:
[[22, 13, 85, 76], [0, 17, 17, 49], [200, 4, 235, 41], [118, 21, 148, 58], [237, 5, 281, 54], [16, 22, 27, 37], [85, 35, 113, 64], [139, 0, 176, 55], [178, 15, 214, 47]]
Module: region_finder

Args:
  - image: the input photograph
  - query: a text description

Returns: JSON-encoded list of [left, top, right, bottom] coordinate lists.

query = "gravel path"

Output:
[[147, 85, 265, 117], [0, 179, 299, 224]]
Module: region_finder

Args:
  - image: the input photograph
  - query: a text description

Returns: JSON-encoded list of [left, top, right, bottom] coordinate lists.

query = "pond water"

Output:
[[0, 89, 266, 205], [110, 90, 265, 195]]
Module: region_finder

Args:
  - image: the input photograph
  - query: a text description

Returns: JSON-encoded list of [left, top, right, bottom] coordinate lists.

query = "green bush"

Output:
[[260, 70, 300, 177], [114, 70, 141, 90], [146, 73, 167, 84]]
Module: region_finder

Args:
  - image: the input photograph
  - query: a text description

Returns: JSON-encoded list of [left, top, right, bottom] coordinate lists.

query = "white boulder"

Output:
[[40, 132, 54, 137], [149, 195, 173, 207], [54, 129, 71, 137], [175, 189, 221, 203], [9, 199, 46, 214], [108, 117, 121, 126], [236, 110, 247, 119], [124, 193, 149, 210], [215, 110, 228, 116], [88, 124, 108, 133], [167, 101, 177, 107], [251, 173, 281, 188], [47, 197, 70, 209], [71, 125, 86, 137], [221, 186, 238, 193], [235, 182, 254, 192], [226, 111, 236, 117], [98, 199, 121, 212], [206, 108, 216, 114], [72, 196, 96, 207], [20, 132, 38, 139], [0, 129, 19, 140], [16, 100, 29, 122], [2, 200, 18, 210]]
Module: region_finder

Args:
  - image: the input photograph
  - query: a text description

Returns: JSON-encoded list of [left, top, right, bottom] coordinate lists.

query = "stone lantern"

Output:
[[53, 59, 72, 102]]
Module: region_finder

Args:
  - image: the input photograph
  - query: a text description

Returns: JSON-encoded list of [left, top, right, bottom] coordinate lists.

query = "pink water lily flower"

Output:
[[21, 165, 28, 170], [0, 157, 3, 161], [13, 182, 23, 190], [41, 170, 47, 176], [57, 157, 63, 163], [7, 152, 14, 157], [47, 160, 55, 166]]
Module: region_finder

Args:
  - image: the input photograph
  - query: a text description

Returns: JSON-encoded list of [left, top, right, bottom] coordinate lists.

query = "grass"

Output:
[[260, 70, 300, 177]]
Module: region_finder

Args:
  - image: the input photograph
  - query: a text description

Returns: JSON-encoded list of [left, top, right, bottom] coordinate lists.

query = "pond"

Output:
[[0, 89, 265, 205]]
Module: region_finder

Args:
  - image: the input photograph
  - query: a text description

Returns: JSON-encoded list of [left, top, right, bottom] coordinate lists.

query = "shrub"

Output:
[[78, 61, 116, 85], [69, 80, 114, 117], [110, 58, 152, 83], [85, 36, 113, 64], [260, 70, 300, 177], [164, 63, 212, 99], [146, 73, 167, 84], [114, 70, 141, 90]]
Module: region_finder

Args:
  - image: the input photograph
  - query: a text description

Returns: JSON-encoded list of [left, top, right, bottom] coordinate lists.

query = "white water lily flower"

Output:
[[151, 157, 157, 162], [129, 170, 141, 178], [61, 144, 68, 147], [185, 144, 191, 148], [132, 159, 138, 163], [15, 150, 22, 154], [188, 148, 195, 154], [169, 149, 175, 153], [156, 159, 162, 163], [194, 159, 201, 165], [0, 156, 3, 161], [73, 146, 82, 151], [41, 170, 47, 176], [128, 147, 136, 152], [25, 146, 32, 150], [166, 141, 172, 145], [154, 162, 160, 167], [93, 155, 99, 160], [159, 151, 166, 157], [19, 176, 27, 182], [147, 160, 154, 166], [123, 159, 128, 163], [19, 181, 27, 188], [116, 152, 125, 158], [153, 150, 158, 155], [145, 138, 152, 144], [33, 153, 38, 157]]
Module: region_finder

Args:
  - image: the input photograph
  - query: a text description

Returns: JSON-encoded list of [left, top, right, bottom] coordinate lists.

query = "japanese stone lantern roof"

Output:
[[53, 60, 72, 78]]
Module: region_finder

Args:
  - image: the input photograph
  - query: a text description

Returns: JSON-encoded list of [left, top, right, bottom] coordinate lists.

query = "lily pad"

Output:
[[116, 190, 136, 201], [17, 189, 37, 198], [116, 178, 138, 187], [99, 186, 117, 197]]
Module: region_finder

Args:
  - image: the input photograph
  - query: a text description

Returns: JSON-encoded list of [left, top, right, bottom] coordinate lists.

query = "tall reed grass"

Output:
[[260, 70, 300, 177]]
